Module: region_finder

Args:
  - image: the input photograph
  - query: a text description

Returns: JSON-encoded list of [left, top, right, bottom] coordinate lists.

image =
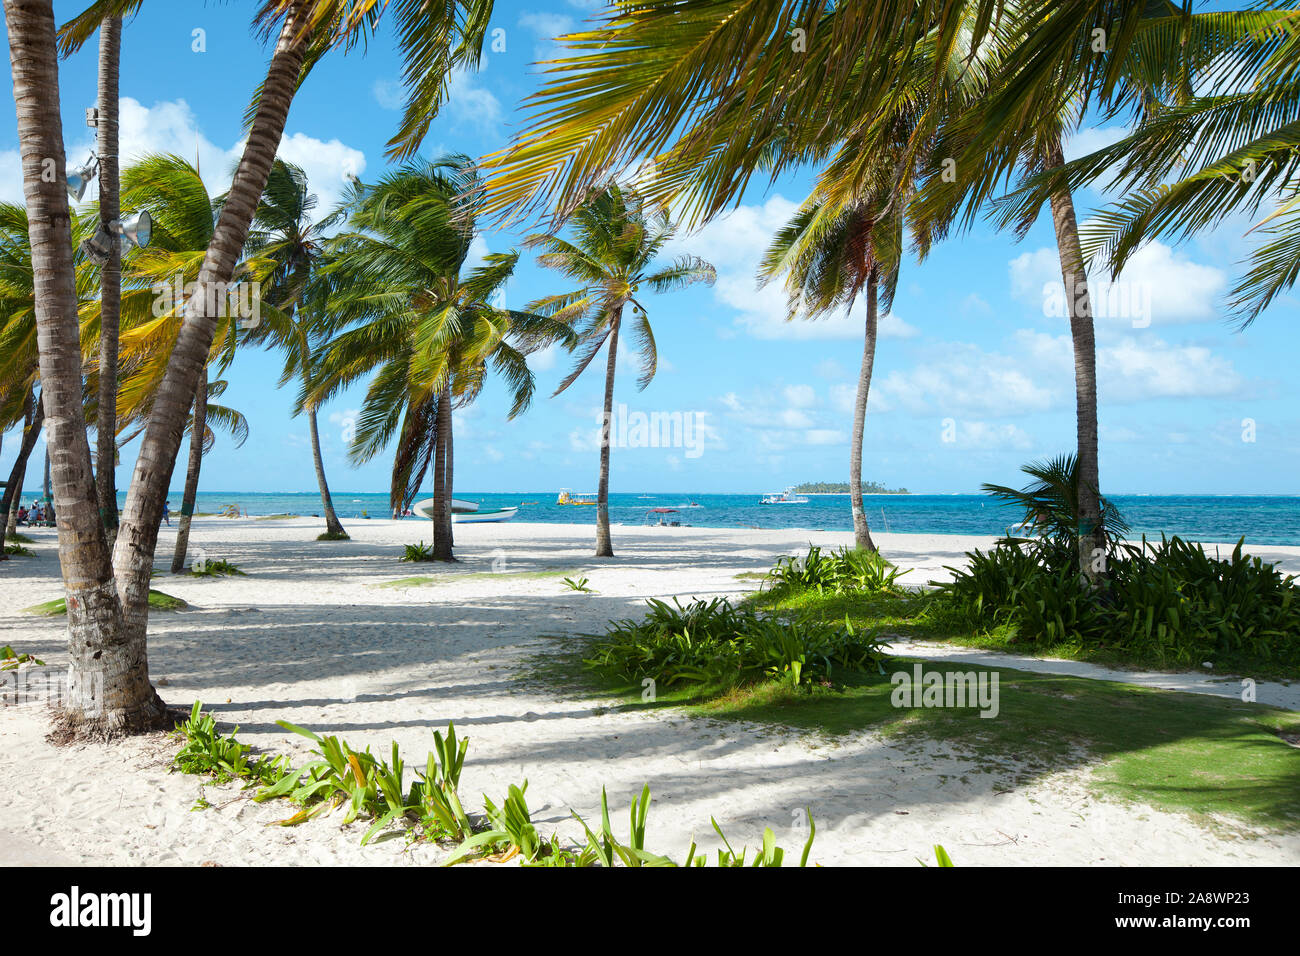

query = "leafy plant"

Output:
[[3, 542, 34, 556], [447, 781, 546, 864], [918, 844, 955, 867], [0, 645, 44, 670], [586, 597, 889, 689], [766, 546, 909, 595], [562, 575, 595, 593], [316, 530, 351, 541], [572, 785, 676, 867], [189, 558, 246, 577], [172, 701, 290, 786], [407, 723, 473, 841], [684, 810, 815, 867], [983, 454, 1128, 569], [401, 541, 434, 562]]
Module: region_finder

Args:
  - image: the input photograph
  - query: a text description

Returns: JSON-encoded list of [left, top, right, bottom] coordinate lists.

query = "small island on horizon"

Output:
[[791, 481, 911, 495]]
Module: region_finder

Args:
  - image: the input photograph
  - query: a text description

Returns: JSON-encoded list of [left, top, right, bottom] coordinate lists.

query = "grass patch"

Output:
[[744, 585, 1300, 682], [254, 513, 299, 520], [24, 589, 188, 616], [533, 628, 1300, 832], [317, 530, 351, 541], [6, 532, 34, 544], [4, 543, 34, 556]]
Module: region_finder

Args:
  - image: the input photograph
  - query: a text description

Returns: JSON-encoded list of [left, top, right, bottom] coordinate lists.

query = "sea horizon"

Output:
[[11, 489, 1296, 546]]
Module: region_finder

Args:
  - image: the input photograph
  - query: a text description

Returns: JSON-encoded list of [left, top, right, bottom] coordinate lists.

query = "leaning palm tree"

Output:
[[245, 159, 348, 539], [6, 0, 493, 736], [311, 158, 573, 561], [89, 153, 274, 573], [526, 184, 715, 557]]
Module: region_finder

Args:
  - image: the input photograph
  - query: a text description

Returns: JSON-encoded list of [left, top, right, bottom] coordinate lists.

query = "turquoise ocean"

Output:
[[15, 491, 1292, 546]]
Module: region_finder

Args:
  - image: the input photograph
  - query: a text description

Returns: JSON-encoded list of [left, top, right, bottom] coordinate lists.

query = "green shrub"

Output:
[[936, 535, 1300, 670], [172, 702, 291, 786], [0, 645, 44, 670], [4, 542, 34, 556], [401, 541, 434, 562], [765, 545, 909, 595], [585, 596, 889, 689], [189, 558, 245, 577], [316, 530, 351, 541]]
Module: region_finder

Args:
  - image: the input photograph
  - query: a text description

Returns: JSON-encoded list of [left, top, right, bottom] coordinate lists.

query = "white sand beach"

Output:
[[2, 517, 1298, 867]]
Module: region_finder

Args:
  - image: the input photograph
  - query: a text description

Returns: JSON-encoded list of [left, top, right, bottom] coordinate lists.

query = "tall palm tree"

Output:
[[526, 185, 715, 557], [245, 159, 347, 539], [760, 192, 904, 553], [6, 0, 492, 736], [311, 158, 573, 561], [92, 12, 126, 546], [94, 153, 271, 573]]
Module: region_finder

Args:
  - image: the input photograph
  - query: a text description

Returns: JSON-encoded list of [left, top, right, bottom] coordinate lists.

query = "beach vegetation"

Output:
[[172, 701, 291, 787], [1, 645, 45, 670], [316, 530, 351, 541], [400, 541, 435, 562], [188, 558, 247, 578], [24, 589, 187, 616], [4, 542, 35, 556], [561, 576, 594, 593], [765, 545, 910, 596], [585, 596, 889, 689]]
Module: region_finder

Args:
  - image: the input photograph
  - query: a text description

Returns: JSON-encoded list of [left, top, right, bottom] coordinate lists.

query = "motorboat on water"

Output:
[[556, 489, 598, 505], [760, 487, 809, 505], [412, 497, 481, 517]]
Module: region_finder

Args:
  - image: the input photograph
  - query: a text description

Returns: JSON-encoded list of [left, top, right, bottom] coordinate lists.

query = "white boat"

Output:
[[413, 497, 480, 518], [453, 506, 518, 524], [760, 487, 809, 505]]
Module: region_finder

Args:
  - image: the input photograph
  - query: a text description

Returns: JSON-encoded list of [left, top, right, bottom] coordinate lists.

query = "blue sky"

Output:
[[2, 0, 1297, 496]]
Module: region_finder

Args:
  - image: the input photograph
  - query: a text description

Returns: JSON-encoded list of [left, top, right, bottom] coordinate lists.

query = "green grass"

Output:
[[255, 513, 299, 520], [6, 532, 34, 544], [316, 530, 351, 541], [373, 568, 581, 589], [744, 585, 1300, 682], [4, 543, 34, 556], [530, 632, 1300, 832], [24, 589, 188, 616]]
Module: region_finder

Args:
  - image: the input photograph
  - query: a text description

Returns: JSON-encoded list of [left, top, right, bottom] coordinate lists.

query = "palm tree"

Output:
[[245, 159, 347, 539], [760, 192, 904, 553], [92, 12, 126, 546], [526, 184, 715, 557], [6, 0, 492, 736], [96, 153, 271, 573], [311, 158, 573, 561]]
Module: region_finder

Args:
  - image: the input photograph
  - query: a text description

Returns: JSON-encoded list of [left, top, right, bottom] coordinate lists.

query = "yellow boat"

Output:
[[556, 489, 598, 505]]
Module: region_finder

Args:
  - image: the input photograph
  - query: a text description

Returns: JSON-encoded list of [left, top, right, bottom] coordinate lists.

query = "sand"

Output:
[[2, 516, 1298, 867]]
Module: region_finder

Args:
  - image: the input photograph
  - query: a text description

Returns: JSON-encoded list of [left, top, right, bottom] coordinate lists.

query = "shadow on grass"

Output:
[[527, 630, 1300, 832]]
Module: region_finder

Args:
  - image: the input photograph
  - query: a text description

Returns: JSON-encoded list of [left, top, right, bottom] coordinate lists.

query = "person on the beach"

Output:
[[162, 501, 171, 526]]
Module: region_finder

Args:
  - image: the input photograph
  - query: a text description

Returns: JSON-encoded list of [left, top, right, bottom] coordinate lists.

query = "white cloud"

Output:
[[783, 384, 817, 408], [875, 342, 1056, 416], [1010, 240, 1226, 329], [951, 421, 1035, 450], [518, 12, 578, 62], [444, 70, 503, 134], [805, 429, 845, 446], [372, 79, 405, 111]]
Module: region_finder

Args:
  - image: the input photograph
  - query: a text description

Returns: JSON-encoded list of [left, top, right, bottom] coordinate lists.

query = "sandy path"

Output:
[[2, 517, 1297, 866]]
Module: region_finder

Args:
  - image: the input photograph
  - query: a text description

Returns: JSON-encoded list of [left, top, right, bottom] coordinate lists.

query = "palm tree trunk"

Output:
[[94, 15, 122, 547], [850, 267, 880, 553], [595, 312, 621, 558], [307, 405, 346, 537], [431, 386, 454, 561], [170, 375, 207, 573], [446, 417, 454, 551], [4, 0, 164, 734], [1044, 133, 1104, 584], [0, 394, 43, 547], [112, 0, 311, 639]]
